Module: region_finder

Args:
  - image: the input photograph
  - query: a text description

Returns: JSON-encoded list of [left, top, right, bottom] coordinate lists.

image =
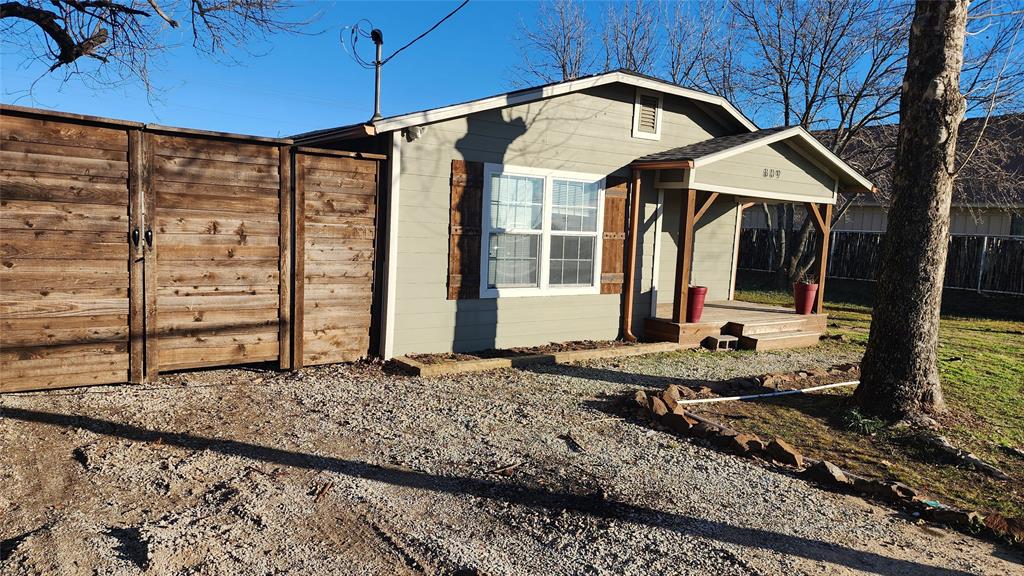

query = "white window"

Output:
[[481, 164, 605, 298], [632, 88, 663, 140]]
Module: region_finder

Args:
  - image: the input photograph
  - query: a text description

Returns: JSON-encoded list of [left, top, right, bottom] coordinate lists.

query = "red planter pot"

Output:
[[687, 286, 708, 323], [794, 282, 818, 315]]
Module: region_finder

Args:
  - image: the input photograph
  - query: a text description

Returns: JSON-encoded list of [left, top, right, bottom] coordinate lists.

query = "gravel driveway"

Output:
[[2, 346, 1020, 575]]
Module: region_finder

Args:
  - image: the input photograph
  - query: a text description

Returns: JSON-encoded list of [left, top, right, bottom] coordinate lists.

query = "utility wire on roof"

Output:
[[381, 0, 470, 65], [340, 0, 470, 69]]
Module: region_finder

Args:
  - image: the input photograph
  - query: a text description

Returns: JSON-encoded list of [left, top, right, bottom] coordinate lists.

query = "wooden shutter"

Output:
[[448, 160, 484, 300], [601, 176, 629, 294]]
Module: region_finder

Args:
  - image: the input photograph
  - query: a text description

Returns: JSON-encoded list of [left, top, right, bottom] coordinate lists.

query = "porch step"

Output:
[[738, 330, 822, 351], [725, 315, 825, 337], [702, 334, 738, 351]]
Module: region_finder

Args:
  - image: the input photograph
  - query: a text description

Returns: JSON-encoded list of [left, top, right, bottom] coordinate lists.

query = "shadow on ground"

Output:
[[2, 406, 988, 576]]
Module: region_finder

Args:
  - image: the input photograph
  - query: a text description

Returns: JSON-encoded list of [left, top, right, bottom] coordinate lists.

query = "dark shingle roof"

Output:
[[633, 126, 792, 164]]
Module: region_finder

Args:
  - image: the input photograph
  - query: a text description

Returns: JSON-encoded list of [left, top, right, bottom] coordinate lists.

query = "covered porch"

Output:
[[621, 126, 875, 350]]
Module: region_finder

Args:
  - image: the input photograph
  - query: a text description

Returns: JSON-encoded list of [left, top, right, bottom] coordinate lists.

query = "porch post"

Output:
[[672, 188, 697, 323], [622, 168, 644, 341], [813, 203, 832, 314]]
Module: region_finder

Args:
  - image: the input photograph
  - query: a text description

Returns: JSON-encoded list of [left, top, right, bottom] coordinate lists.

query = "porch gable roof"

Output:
[[632, 126, 876, 196]]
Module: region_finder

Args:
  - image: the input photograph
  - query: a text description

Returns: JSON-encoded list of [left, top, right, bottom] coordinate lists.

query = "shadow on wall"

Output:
[[2, 406, 990, 576], [451, 113, 528, 353]]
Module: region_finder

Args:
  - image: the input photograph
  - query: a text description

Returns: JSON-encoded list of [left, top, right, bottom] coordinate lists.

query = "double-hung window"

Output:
[[481, 164, 604, 298]]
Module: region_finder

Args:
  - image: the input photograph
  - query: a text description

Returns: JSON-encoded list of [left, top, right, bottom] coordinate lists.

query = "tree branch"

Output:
[[1, 1, 110, 69]]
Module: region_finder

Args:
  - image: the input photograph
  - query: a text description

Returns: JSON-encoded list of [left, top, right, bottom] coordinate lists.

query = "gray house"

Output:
[[295, 70, 874, 358]]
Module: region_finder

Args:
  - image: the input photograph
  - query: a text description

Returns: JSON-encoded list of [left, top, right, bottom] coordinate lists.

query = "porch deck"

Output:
[[645, 300, 827, 351]]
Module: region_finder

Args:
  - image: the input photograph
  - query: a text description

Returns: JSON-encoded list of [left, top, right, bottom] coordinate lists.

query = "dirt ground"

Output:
[[2, 348, 1022, 575]]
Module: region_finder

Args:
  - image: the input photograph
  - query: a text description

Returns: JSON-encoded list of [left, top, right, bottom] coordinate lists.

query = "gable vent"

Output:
[[638, 95, 659, 133], [633, 90, 662, 140]]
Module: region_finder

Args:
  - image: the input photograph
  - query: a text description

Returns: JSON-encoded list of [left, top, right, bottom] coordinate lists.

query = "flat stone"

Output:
[[663, 412, 696, 435], [889, 482, 918, 500], [927, 508, 984, 528], [691, 421, 719, 439], [726, 433, 762, 455], [661, 385, 682, 412], [766, 438, 804, 468], [649, 396, 669, 418], [710, 428, 740, 448], [633, 390, 648, 410], [807, 460, 850, 486]]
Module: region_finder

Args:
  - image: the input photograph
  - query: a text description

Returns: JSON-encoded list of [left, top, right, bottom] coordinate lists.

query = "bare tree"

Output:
[[0, 0, 303, 89], [856, 0, 970, 421], [601, 0, 660, 75], [664, 0, 743, 102], [728, 0, 910, 288], [514, 0, 593, 84], [728, 0, 1023, 288]]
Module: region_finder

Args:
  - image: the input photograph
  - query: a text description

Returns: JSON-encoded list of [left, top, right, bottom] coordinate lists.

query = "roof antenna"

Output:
[[371, 28, 384, 121]]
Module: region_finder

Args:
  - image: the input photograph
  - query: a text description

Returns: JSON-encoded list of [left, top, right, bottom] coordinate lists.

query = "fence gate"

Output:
[[1, 106, 382, 393], [148, 133, 289, 374], [292, 148, 378, 368], [1, 114, 137, 392]]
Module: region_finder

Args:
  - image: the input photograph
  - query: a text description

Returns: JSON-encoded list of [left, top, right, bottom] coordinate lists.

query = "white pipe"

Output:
[[674, 380, 860, 405]]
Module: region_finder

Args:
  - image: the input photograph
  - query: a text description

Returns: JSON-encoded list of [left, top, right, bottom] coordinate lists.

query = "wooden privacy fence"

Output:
[[1, 106, 384, 393], [738, 228, 1024, 295]]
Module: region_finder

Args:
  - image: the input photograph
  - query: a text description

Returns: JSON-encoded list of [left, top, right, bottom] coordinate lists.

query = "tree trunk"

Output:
[[855, 0, 968, 421]]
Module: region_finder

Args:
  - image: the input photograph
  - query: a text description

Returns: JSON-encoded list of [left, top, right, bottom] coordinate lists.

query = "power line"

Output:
[[381, 0, 470, 65], [340, 0, 470, 69]]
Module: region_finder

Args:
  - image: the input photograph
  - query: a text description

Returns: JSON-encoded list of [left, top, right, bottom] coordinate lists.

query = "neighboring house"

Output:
[[294, 70, 873, 358], [743, 113, 1024, 236]]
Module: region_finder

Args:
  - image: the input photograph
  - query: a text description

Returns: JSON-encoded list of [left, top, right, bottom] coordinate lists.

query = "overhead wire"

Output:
[[339, 0, 470, 69]]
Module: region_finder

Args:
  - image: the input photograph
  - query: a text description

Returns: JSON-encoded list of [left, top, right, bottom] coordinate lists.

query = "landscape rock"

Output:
[[725, 433, 763, 456], [806, 460, 850, 486], [765, 438, 804, 468], [888, 482, 918, 500], [926, 508, 985, 528], [633, 390, 648, 410], [661, 385, 682, 412], [710, 428, 740, 449], [747, 438, 767, 453], [662, 412, 696, 435], [690, 421, 720, 439], [649, 396, 669, 418]]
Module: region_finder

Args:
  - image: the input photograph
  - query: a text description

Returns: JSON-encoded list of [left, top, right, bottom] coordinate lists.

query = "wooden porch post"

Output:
[[806, 202, 833, 314], [672, 189, 697, 323], [622, 168, 644, 341]]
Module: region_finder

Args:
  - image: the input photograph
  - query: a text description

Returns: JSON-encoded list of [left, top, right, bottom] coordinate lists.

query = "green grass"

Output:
[[720, 273, 1024, 517]]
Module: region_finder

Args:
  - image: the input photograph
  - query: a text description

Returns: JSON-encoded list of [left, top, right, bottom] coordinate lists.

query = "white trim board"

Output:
[[372, 71, 758, 134], [650, 188, 664, 316], [381, 133, 401, 359], [688, 180, 838, 205]]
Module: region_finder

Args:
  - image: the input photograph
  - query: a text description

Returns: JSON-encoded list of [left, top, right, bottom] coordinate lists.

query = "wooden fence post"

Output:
[[291, 154, 305, 369], [278, 145, 293, 369], [142, 131, 158, 382], [128, 129, 145, 383]]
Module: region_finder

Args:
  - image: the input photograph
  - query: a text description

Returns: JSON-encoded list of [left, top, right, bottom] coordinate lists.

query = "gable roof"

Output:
[[632, 125, 876, 195], [292, 69, 758, 144]]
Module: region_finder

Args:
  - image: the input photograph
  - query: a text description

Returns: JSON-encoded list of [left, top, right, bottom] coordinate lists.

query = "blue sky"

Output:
[[1, 1, 556, 137]]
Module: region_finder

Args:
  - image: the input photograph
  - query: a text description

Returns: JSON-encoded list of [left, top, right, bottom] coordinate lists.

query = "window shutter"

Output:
[[637, 95, 659, 133], [601, 176, 629, 294], [448, 159, 484, 300]]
